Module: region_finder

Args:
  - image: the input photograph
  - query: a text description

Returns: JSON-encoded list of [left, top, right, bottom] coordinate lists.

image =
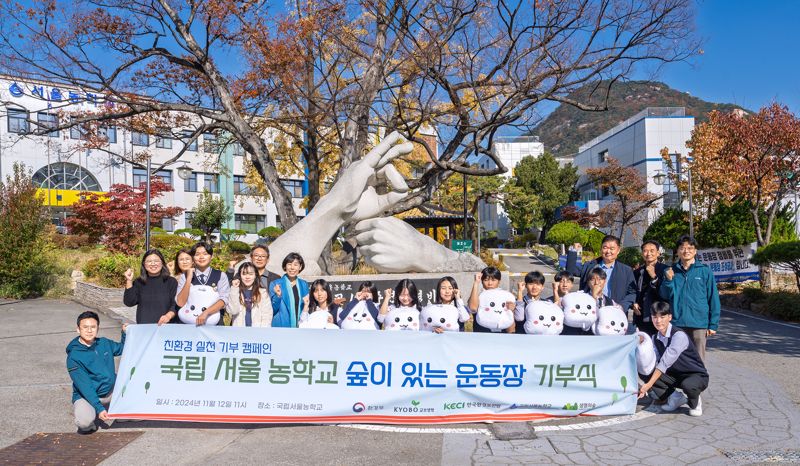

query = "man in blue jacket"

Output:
[[659, 235, 721, 362], [566, 234, 637, 312], [66, 311, 127, 433]]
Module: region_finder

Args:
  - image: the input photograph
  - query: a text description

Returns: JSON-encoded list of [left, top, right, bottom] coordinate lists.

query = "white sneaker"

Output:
[[689, 397, 703, 417], [661, 391, 688, 412]]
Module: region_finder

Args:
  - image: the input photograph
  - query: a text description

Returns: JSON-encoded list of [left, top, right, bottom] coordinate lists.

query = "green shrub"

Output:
[[742, 286, 766, 303], [174, 228, 203, 239], [0, 163, 54, 298], [545, 221, 585, 246], [763, 292, 800, 321], [51, 233, 95, 250], [584, 228, 606, 253], [644, 208, 690, 250], [148, 234, 195, 262], [696, 201, 797, 248], [510, 232, 538, 248], [221, 228, 247, 242], [226, 240, 251, 254], [617, 247, 643, 268], [83, 253, 140, 288], [258, 226, 285, 239]]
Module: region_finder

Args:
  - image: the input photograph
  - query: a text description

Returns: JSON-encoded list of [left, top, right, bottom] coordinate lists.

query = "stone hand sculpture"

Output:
[[353, 216, 485, 273], [267, 132, 413, 275]]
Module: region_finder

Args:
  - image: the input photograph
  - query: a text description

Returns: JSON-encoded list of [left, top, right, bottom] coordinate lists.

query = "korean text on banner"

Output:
[[696, 243, 759, 283], [109, 325, 637, 424]]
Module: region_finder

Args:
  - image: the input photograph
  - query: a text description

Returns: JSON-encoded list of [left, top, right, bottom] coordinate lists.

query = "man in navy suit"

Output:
[[566, 234, 636, 312]]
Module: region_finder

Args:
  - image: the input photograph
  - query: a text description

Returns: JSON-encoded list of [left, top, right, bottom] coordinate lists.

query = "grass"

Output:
[[44, 247, 107, 298]]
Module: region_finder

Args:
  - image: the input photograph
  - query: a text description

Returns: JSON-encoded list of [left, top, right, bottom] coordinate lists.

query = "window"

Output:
[[233, 175, 252, 195], [598, 149, 608, 164], [235, 214, 266, 234], [101, 126, 117, 144], [131, 131, 149, 146], [662, 154, 681, 209], [8, 108, 29, 134], [32, 162, 101, 191], [281, 178, 304, 198], [203, 132, 219, 153], [231, 142, 245, 156], [156, 135, 173, 149], [181, 131, 198, 151], [37, 112, 58, 137], [132, 168, 173, 188], [184, 211, 195, 228], [162, 217, 175, 232], [184, 172, 199, 192], [204, 173, 220, 193]]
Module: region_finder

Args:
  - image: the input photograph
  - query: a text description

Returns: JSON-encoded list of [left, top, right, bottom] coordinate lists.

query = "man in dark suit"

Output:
[[566, 234, 636, 312], [632, 240, 669, 335]]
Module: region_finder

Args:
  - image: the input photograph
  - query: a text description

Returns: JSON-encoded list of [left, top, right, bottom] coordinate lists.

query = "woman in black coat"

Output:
[[123, 249, 178, 324]]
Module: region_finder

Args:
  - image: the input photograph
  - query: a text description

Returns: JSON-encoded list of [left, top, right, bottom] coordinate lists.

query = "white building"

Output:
[[475, 136, 545, 240], [571, 107, 695, 245], [0, 75, 306, 242]]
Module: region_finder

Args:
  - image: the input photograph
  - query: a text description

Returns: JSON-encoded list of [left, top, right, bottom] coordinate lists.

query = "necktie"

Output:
[[198, 274, 207, 285]]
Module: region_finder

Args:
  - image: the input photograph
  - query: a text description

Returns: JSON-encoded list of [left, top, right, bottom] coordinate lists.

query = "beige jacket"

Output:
[[228, 286, 273, 327]]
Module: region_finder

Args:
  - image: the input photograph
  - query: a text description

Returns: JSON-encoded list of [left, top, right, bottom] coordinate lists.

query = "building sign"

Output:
[[7, 81, 110, 108]]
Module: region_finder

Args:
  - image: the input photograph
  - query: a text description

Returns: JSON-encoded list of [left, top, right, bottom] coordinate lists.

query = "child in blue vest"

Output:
[[638, 302, 709, 416]]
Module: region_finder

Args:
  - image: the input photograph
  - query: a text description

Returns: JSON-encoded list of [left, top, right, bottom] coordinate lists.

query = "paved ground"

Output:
[[1, 298, 799, 465]]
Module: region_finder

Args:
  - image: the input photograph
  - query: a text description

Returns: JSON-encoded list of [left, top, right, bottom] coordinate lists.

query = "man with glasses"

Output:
[[660, 235, 721, 362], [249, 245, 281, 290]]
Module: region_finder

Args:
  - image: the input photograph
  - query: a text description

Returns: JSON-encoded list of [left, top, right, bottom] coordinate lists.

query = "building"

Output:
[[475, 136, 545, 240], [571, 107, 695, 245], [0, 75, 312, 242]]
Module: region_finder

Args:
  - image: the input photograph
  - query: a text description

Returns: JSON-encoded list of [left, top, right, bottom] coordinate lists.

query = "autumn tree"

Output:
[[191, 190, 232, 244], [512, 153, 579, 242], [1, 0, 698, 269], [684, 104, 800, 246], [586, 157, 661, 245], [67, 180, 182, 254]]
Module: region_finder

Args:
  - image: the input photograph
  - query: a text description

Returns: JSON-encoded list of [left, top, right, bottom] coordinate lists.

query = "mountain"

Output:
[[534, 81, 747, 158]]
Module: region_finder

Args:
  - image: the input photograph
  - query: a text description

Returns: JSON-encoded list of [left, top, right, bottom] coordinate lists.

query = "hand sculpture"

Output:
[[267, 132, 413, 275], [354, 217, 485, 273]]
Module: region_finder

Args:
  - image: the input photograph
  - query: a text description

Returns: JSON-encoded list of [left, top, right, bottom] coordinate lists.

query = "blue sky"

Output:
[[652, 0, 800, 113]]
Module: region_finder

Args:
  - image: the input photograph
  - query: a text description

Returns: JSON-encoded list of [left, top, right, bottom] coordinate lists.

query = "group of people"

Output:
[[66, 233, 721, 433]]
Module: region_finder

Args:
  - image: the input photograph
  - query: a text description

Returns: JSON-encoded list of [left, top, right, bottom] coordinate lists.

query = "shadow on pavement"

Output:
[[709, 311, 800, 357]]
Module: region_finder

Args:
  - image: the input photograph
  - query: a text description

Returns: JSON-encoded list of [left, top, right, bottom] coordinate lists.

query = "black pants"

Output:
[[633, 318, 657, 336], [649, 371, 709, 409]]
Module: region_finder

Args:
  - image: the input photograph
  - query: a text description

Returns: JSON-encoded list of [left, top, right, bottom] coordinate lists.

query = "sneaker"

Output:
[[689, 397, 703, 417], [661, 391, 687, 412]]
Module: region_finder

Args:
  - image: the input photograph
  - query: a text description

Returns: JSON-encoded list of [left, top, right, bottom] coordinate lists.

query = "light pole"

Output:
[[144, 160, 193, 251], [653, 157, 694, 237]]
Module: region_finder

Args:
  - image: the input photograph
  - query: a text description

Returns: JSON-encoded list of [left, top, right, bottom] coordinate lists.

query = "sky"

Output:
[[651, 0, 800, 114]]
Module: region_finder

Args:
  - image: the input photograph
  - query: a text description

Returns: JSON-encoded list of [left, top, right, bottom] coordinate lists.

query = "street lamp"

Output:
[[144, 160, 193, 251], [653, 159, 694, 237]]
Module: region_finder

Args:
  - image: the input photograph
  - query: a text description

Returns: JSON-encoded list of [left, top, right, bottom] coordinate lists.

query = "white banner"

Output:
[[109, 325, 637, 424], [696, 243, 759, 283]]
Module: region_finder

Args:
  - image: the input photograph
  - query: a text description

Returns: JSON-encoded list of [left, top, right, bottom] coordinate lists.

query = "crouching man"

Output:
[[66, 311, 127, 433], [638, 302, 709, 416]]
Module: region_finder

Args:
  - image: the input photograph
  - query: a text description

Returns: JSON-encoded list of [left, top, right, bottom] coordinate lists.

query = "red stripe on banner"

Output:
[[108, 412, 597, 424]]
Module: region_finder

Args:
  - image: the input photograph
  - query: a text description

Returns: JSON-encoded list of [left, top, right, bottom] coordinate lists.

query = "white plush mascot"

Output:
[[178, 285, 221, 325], [476, 289, 516, 332], [420, 304, 460, 332], [523, 301, 564, 335], [560, 291, 598, 332], [339, 300, 380, 330], [299, 311, 340, 330], [636, 331, 657, 375], [384, 306, 420, 331], [592, 305, 628, 335]]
